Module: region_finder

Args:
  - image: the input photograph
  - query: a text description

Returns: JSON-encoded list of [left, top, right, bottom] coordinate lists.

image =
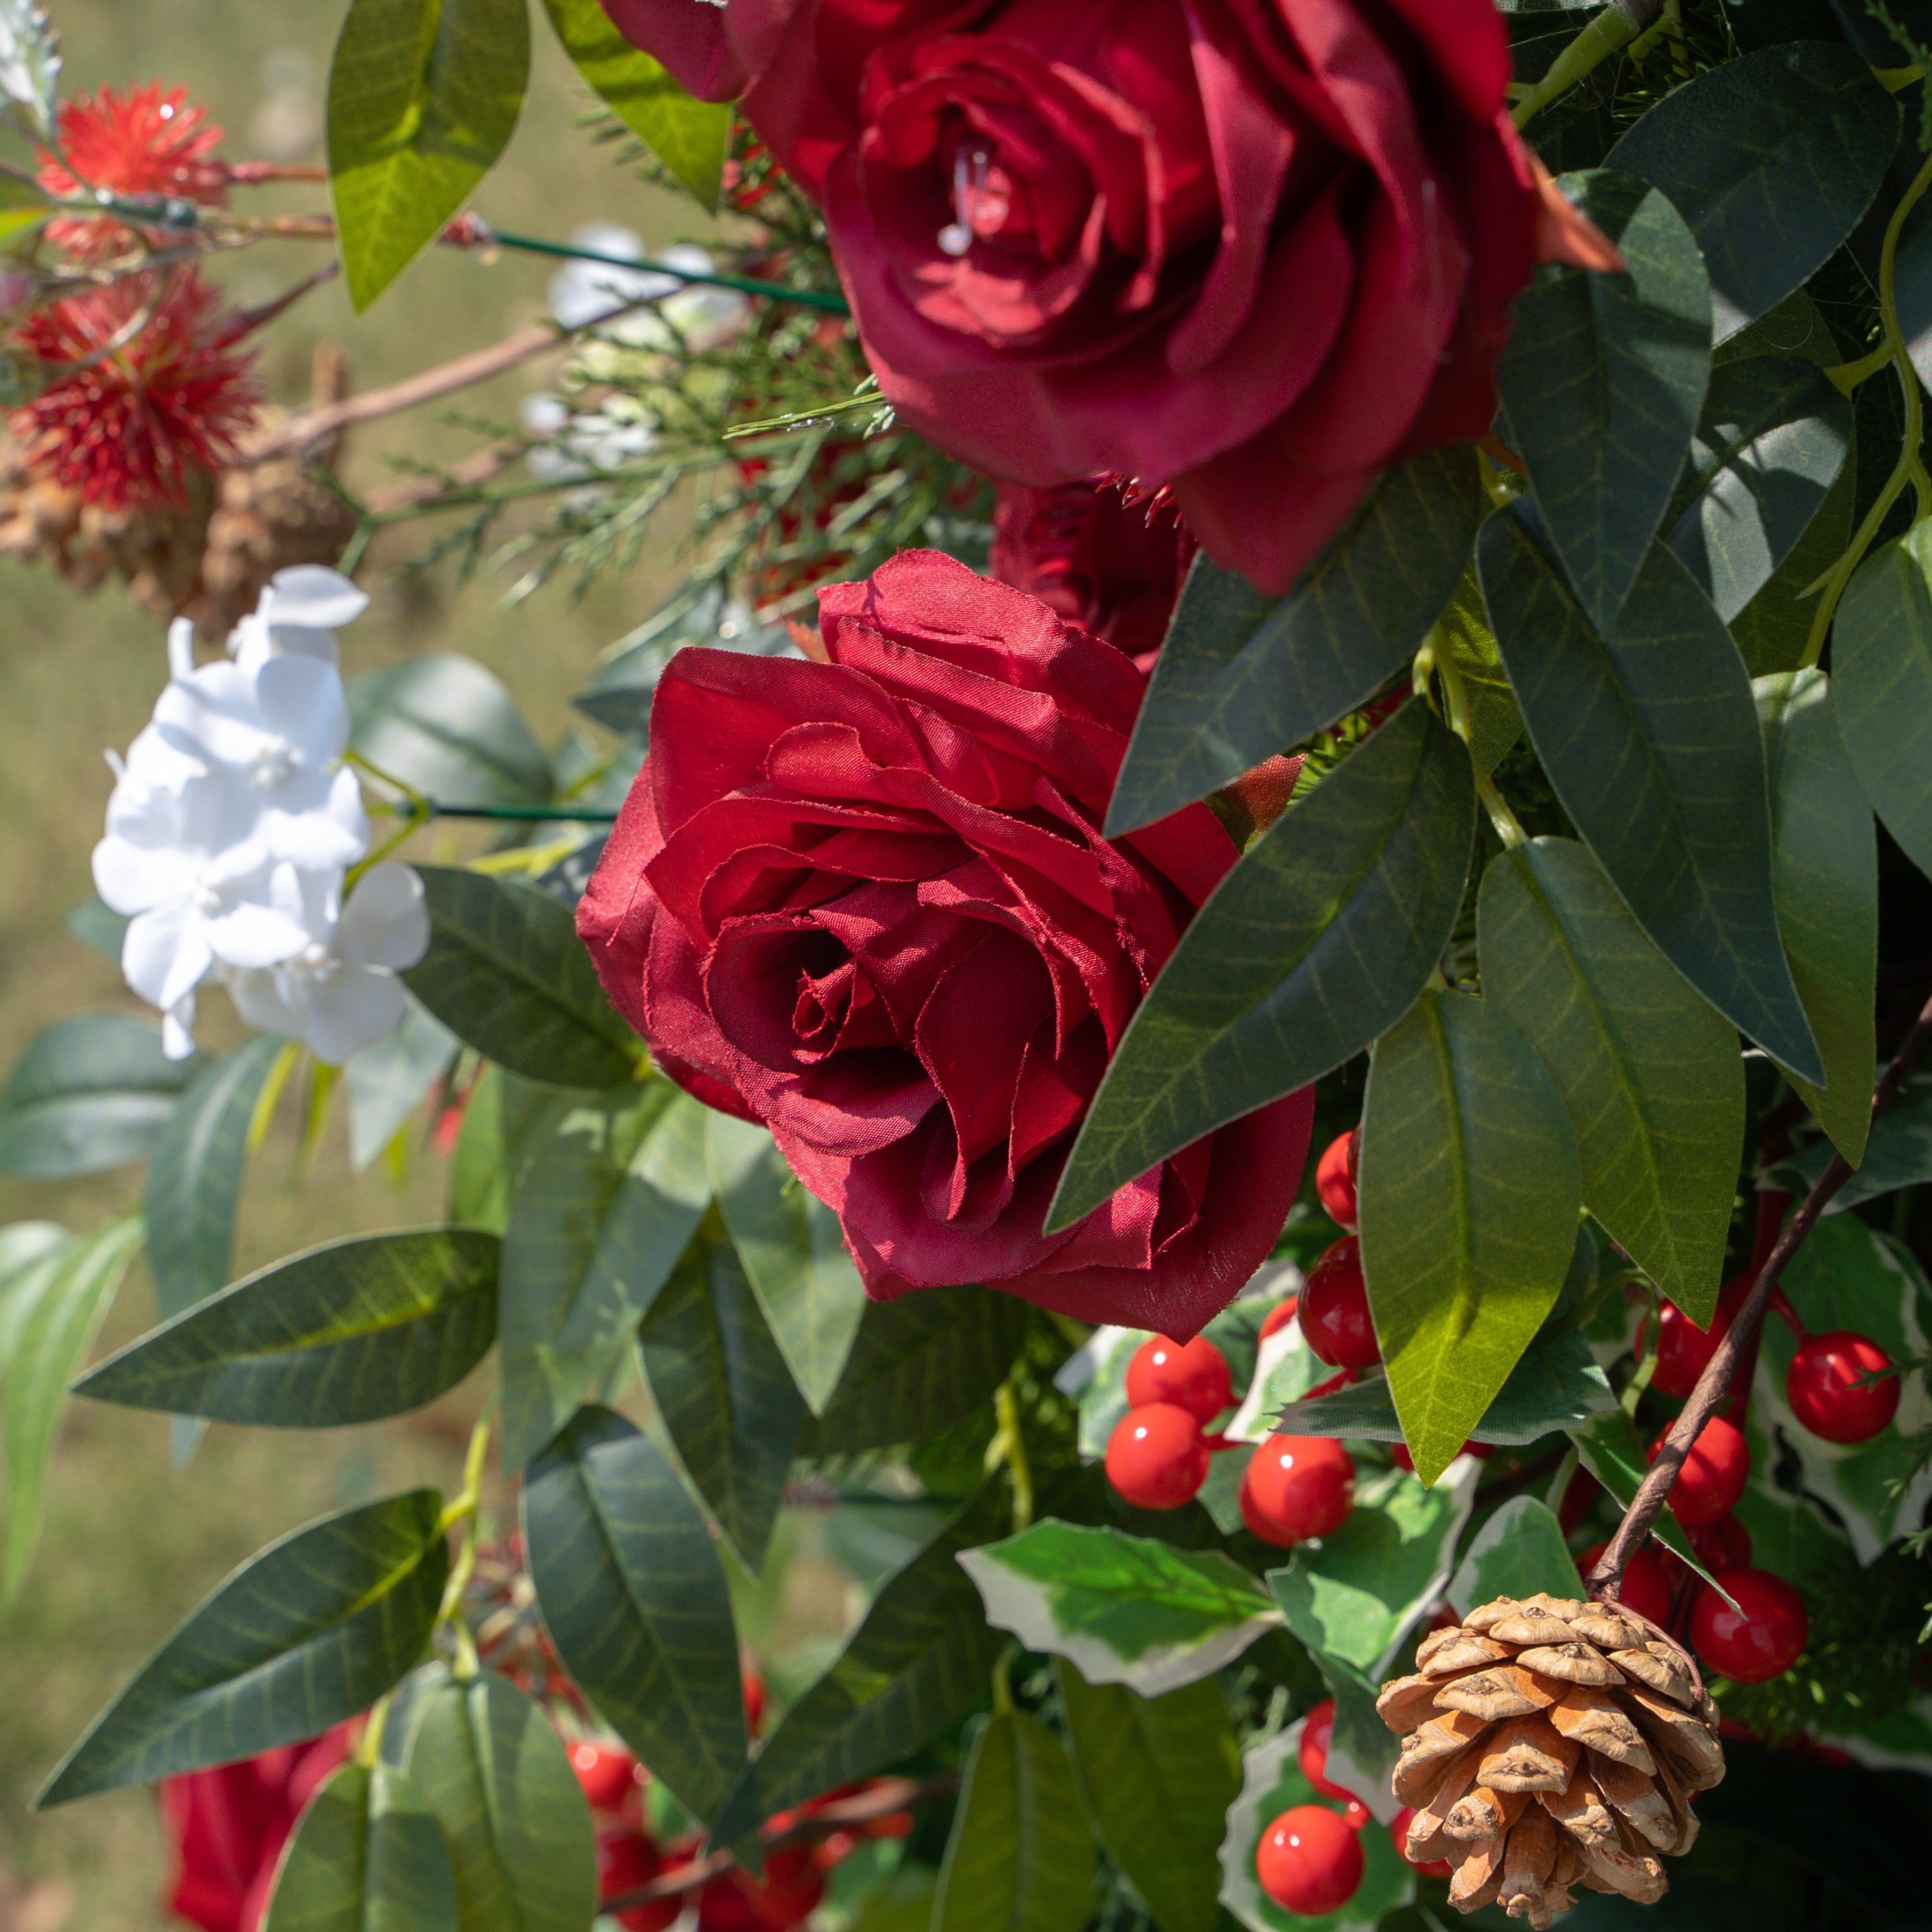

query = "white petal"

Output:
[[93, 835, 194, 914], [220, 961, 299, 1039], [124, 903, 212, 1011], [205, 899, 313, 968], [303, 965, 407, 1064], [338, 863, 429, 970], [167, 617, 197, 681], [260, 565, 368, 633], [256, 654, 350, 764], [162, 992, 199, 1061]]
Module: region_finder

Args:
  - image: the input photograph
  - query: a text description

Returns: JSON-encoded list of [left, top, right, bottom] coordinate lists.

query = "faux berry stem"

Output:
[[1586, 986, 1932, 1602]]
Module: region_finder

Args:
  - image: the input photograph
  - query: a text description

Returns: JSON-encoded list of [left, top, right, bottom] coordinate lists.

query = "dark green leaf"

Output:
[[1055, 1665, 1237, 1932], [37, 1491, 449, 1806], [1567, 1411, 1725, 1591], [264, 1760, 461, 1932], [1478, 838, 1742, 1320], [328, 0, 531, 311], [387, 1665, 597, 1932], [523, 1406, 746, 1825], [348, 655, 550, 808], [1359, 990, 1582, 1484], [345, 997, 460, 1172], [74, 1229, 499, 1428], [499, 1083, 711, 1467], [404, 867, 637, 1090], [933, 1711, 1093, 1932], [539, 0, 727, 210], [638, 1228, 806, 1571], [1606, 42, 1898, 340], [1495, 169, 1712, 633], [1478, 507, 1821, 1081], [1105, 447, 1481, 835], [64, 896, 129, 962], [449, 1064, 556, 1235], [1763, 1076, 1932, 1211], [1050, 702, 1474, 1232], [0, 1014, 202, 1178]]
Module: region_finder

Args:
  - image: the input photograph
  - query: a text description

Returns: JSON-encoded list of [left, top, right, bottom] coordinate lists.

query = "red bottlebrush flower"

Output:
[[14, 269, 260, 509], [40, 82, 228, 256]]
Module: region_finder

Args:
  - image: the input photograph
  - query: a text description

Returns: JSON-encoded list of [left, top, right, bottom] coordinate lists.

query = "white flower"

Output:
[[521, 391, 658, 482], [221, 863, 430, 1065], [228, 564, 370, 672], [548, 225, 747, 351]]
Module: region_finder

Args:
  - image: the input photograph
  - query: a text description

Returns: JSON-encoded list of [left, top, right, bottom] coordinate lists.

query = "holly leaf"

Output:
[[1446, 1497, 1582, 1616], [263, 1760, 461, 1932], [0, 1013, 203, 1178]]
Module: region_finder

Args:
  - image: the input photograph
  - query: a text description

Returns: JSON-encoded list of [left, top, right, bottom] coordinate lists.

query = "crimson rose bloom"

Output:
[[578, 551, 1312, 1332], [600, 0, 1540, 592]]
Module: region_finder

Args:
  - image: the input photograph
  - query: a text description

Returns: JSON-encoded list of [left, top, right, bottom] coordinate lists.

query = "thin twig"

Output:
[[1586, 987, 1932, 1600]]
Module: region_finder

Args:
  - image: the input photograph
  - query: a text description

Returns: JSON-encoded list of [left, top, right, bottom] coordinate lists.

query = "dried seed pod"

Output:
[[1489, 1605, 1583, 1646], [1462, 1597, 1523, 1633], [1515, 1642, 1624, 1687], [1394, 1711, 1489, 1804], [1378, 1672, 1450, 1732], [1420, 1632, 1515, 1676], [1435, 1665, 1558, 1722], [1576, 1837, 1668, 1904], [1449, 1834, 1508, 1910], [1569, 1607, 1648, 1652], [1591, 1756, 1677, 1850], [1545, 1838, 1580, 1917], [1499, 1808, 1560, 1927], [1480, 1714, 1578, 1794], [1522, 1594, 1588, 1621], [1539, 1766, 1618, 1849], [1608, 1643, 1696, 1708], [1545, 1687, 1657, 1774], [1650, 1752, 1700, 1857], [1444, 1784, 1528, 1840], [1619, 1682, 1726, 1790]]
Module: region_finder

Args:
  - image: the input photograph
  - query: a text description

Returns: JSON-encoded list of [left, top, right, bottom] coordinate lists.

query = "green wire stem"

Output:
[[487, 227, 850, 317]]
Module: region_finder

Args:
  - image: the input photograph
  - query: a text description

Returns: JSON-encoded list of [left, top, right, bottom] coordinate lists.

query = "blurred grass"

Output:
[[0, 2, 708, 1919]]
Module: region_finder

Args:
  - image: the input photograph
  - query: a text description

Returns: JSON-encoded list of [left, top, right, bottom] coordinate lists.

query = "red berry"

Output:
[[1296, 1699, 1357, 1802], [571, 1740, 641, 1812], [1315, 1131, 1359, 1227], [1259, 1294, 1301, 1342], [742, 1667, 766, 1739], [1390, 1808, 1453, 1878], [1125, 1334, 1233, 1425], [1690, 1568, 1808, 1683], [1301, 1238, 1379, 1370], [1787, 1331, 1900, 1444], [1240, 1435, 1354, 1547], [1255, 1804, 1364, 1915], [1576, 1541, 1674, 1626], [1106, 1404, 1210, 1510], [1687, 1513, 1752, 1573], [598, 1827, 679, 1932], [1651, 1416, 1749, 1529]]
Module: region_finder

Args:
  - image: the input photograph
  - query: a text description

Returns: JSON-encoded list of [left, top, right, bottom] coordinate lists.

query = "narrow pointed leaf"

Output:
[[264, 1760, 461, 1932], [1567, 1412, 1724, 1590], [0, 1013, 202, 1178], [1478, 508, 1821, 1081], [523, 1406, 746, 1826], [1050, 702, 1474, 1232], [0, 1222, 71, 1359], [1359, 991, 1582, 1485], [37, 1491, 449, 1807], [449, 1064, 555, 1236]]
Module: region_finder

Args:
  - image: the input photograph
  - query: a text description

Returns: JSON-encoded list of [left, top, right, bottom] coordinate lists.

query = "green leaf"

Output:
[[712, 1485, 1009, 1850], [264, 1760, 461, 1932], [0, 1013, 203, 1178], [0, 1222, 72, 1360], [958, 1520, 1281, 1696], [327, 0, 531, 311], [345, 997, 460, 1172], [499, 1083, 711, 1467], [637, 1227, 807, 1571], [1757, 670, 1877, 1166], [1105, 447, 1481, 835], [74, 1228, 499, 1428], [404, 867, 637, 1090], [707, 1113, 865, 1415], [349, 656, 551, 809], [932, 1711, 1094, 1932], [1445, 1497, 1582, 1616], [143, 1035, 283, 1324], [1050, 702, 1475, 1232], [1495, 169, 1712, 633], [1055, 1665, 1238, 1932], [1765, 1078, 1932, 1212], [64, 895, 129, 962], [1566, 1411, 1723, 1589], [1834, 525, 1932, 888], [1478, 508, 1821, 1081], [523, 1406, 745, 1825], [1606, 42, 1899, 341], [386, 1665, 597, 1932], [1477, 838, 1742, 1321], [1359, 990, 1582, 1486], [449, 1064, 555, 1236], [3, 1216, 140, 1599], [539, 0, 726, 210], [1437, 571, 1523, 775], [37, 1491, 449, 1807]]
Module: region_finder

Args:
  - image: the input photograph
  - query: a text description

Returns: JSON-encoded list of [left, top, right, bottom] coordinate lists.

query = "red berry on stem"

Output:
[[1690, 1568, 1808, 1683], [1106, 1404, 1211, 1510], [1389, 1809, 1453, 1879], [1787, 1331, 1900, 1444], [1651, 1415, 1749, 1528], [1240, 1435, 1354, 1546], [1315, 1131, 1359, 1227], [1259, 1294, 1300, 1342], [1301, 1238, 1379, 1370], [1576, 1541, 1674, 1625], [598, 1827, 679, 1932], [1126, 1334, 1233, 1425], [1297, 1699, 1357, 1802], [571, 1740, 641, 1811], [1687, 1513, 1752, 1573], [1256, 1804, 1364, 1915]]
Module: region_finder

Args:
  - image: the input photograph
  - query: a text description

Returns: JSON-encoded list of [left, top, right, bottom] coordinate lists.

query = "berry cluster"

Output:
[[1255, 1701, 1373, 1914]]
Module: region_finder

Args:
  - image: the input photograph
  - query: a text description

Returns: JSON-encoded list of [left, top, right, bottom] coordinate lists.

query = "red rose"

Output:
[[577, 550, 1312, 1333], [600, 0, 1540, 593]]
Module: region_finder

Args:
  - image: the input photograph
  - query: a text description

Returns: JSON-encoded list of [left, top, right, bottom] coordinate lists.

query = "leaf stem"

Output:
[[435, 1401, 498, 1680], [986, 1382, 1034, 1533], [1509, 0, 1666, 129], [355, 1692, 391, 1768]]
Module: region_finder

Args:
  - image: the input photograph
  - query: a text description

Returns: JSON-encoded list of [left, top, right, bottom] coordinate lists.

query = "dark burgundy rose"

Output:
[[577, 550, 1312, 1333]]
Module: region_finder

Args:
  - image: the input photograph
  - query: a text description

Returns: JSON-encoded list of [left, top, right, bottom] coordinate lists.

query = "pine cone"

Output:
[[1380, 1593, 1721, 1923]]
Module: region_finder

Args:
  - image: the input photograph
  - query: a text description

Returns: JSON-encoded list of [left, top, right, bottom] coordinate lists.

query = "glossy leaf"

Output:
[[387, 1665, 597, 1932], [1607, 41, 1898, 340], [1055, 1665, 1237, 1932], [347, 654, 550, 807], [933, 1710, 1094, 1932], [1763, 1074, 1932, 1212], [0, 1013, 201, 1178], [1437, 572, 1522, 774], [404, 866, 637, 1089], [1359, 990, 1582, 1484], [37, 1491, 449, 1806], [638, 1229, 806, 1571], [74, 1229, 499, 1428], [499, 1083, 710, 1467], [328, 0, 531, 311], [449, 1064, 554, 1235], [1049, 702, 1474, 1232], [345, 997, 460, 1172], [1495, 169, 1711, 633], [264, 1760, 461, 1932], [1105, 446, 1481, 835], [1446, 1497, 1582, 1616], [1478, 838, 1742, 1320], [1479, 508, 1821, 1081]]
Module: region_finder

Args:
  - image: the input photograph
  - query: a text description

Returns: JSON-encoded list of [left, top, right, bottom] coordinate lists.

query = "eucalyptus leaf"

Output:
[[263, 1760, 461, 1932], [348, 655, 551, 808], [0, 1013, 202, 1178]]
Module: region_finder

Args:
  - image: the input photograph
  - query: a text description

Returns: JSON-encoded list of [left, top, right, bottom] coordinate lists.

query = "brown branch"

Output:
[[1586, 986, 1932, 1601]]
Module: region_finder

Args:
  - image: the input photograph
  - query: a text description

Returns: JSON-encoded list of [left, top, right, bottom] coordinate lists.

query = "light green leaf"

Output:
[[264, 1760, 461, 1932], [1437, 571, 1522, 774], [0, 1013, 202, 1178], [1446, 1497, 1580, 1617], [0, 1, 60, 138], [327, 0, 531, 311], [345, 997, 460, 1172], [349, 655, 551, 808], [449, 1064, 555, 1236], [0, 169, 51, 245], [37, 1491, 449, 1806], [0, 1222, 71, 1361]]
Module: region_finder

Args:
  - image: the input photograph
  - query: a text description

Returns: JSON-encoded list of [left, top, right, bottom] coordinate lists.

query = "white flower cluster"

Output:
[[92, 567, 429, 1064], [547, 221, 749, 352]]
